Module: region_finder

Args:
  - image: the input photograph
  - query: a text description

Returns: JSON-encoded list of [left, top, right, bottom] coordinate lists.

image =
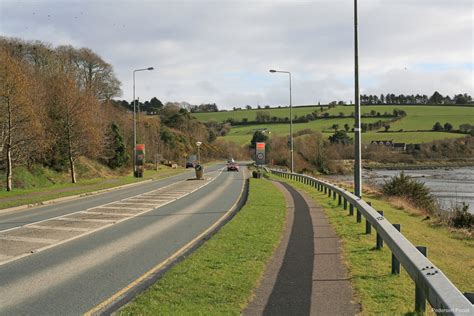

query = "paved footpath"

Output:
[[244, 181, 360, 316]]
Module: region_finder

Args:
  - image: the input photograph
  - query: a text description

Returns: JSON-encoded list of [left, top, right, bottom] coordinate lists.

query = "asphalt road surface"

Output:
[[0, 163, 247, 315]]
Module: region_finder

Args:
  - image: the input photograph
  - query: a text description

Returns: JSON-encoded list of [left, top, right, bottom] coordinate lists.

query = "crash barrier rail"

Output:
[[270, 169, 472, 315]]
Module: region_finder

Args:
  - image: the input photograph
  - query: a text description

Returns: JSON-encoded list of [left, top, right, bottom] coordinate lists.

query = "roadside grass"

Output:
[[268, 174, 473, 315], [119, 178, 287, 315], [0, 166, 187, 210]]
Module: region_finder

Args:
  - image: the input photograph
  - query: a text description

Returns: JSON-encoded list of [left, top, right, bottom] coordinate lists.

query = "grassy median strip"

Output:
[[119, 178, 286, 315], [270, 174, 473, 315]]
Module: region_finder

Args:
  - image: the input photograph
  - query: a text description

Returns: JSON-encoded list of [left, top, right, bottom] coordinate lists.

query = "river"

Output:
[[325, 167, 474, 213]]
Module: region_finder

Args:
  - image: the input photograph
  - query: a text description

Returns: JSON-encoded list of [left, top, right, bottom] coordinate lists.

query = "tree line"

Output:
[[360, 91, 472, 105], [0, 37, 225, 191]]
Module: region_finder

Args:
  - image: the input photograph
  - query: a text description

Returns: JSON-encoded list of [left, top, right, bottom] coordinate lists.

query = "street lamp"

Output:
[[353, 0, 362, 197], [196, 141, 202, 164], [269, 69, 294, 173], [132, 67, 154, 177]]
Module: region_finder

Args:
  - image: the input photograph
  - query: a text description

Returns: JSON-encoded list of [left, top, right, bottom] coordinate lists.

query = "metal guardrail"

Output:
[[270, 169, 472, 316]]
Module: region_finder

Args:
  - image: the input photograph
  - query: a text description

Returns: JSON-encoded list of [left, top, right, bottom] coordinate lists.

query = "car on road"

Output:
[[227, 162, 239, 172], [186, 155, 197, 168]]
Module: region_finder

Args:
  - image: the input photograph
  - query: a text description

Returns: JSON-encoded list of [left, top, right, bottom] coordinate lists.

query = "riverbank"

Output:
[[364, 158, 474, 170]]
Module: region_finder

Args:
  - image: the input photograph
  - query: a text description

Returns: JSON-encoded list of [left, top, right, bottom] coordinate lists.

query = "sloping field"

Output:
[[193, 105, 326, 122], [325, 105, 473, 131], [212, 105, 472, 145]]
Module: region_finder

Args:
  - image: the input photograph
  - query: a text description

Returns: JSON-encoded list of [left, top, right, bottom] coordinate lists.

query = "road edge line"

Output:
[[85, 174, 249, 316]]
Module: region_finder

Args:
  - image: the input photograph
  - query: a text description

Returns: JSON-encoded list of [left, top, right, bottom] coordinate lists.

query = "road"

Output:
[[0, 163, 247, 315]]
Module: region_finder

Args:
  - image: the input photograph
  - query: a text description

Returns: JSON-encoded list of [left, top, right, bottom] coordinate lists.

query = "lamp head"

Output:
[[269, 69, 276, 73], [196, 141, 202, 147], [147, 67, 154, 70]]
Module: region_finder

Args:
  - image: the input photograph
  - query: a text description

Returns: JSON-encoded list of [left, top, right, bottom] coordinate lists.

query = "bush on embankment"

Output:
[[382, 172, 437, 212], [382, 172, 473, 231]]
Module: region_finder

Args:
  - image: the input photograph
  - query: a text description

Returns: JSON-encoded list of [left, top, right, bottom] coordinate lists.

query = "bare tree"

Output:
[[0, 50, 45, 190], [48, 74, 101, 183]]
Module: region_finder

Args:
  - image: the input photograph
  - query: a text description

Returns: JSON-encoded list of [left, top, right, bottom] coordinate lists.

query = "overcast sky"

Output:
[[1, 0, 472, 109]]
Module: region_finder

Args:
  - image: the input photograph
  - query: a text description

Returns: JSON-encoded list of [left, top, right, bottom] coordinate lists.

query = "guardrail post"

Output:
[[328, 188, 331, 197], [376, 211, 384, 249], [343, 198, 347, 210], [391, 224, 401, 275], [415, 246, 427, 313], [338, 194, 342, 206], [356, 208, 361, 223], [349, 203, 354, 216], [365, 201, 372, 234], [333, 191, 336, 200], [324, 186, 327, 194]]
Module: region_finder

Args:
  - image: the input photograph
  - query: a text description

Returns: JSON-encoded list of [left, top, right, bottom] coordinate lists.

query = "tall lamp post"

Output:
[[269, 69, 293, 173], [353, 0, 362, 197], [132, 67, 154, 177]]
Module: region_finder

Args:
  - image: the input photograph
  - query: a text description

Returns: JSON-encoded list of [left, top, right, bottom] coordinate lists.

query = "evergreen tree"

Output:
[[105, 123, 128, 169]]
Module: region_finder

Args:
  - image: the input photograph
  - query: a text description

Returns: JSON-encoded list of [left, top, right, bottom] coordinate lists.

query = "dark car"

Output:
[[186, 161, 196, 168], [227, 162, 239, 172]]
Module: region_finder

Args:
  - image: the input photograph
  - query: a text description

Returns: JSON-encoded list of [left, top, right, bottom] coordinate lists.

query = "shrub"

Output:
[[448, 203, 473, 229], [382, 172, 437, 212], [433, 122, 443, 131]]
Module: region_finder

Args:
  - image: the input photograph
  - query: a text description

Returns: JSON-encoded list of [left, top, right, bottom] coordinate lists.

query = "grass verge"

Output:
[[119, 178, 287, 315], [0, 167, 187, 210], [268, 174, 473, 315]]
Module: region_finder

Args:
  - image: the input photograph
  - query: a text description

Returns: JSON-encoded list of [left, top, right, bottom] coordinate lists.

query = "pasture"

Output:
[[206, 105, 473, 145]]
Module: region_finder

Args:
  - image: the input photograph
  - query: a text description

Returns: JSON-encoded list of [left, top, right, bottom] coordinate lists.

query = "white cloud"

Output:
[[0, 0, 472, 109]]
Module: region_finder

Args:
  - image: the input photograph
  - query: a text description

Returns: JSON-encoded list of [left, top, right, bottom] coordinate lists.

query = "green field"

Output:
[[325, 105, 474, 131], [224, 117, 385, 145], [207, 105, 472, 145], [193, 105, 327, 122]]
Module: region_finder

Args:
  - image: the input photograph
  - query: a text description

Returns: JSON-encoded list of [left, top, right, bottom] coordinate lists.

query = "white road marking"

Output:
[[108, 202, 160, 206], [0, 254, 13, 262], [85, 211, 136, 216], [28, 225, 90, 232], [0, 168, 224, 267], [97, 206, 150, 210], [0, 235, 58, 244], [55, 217, 115, 224], [0, 172, 233, 310]]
